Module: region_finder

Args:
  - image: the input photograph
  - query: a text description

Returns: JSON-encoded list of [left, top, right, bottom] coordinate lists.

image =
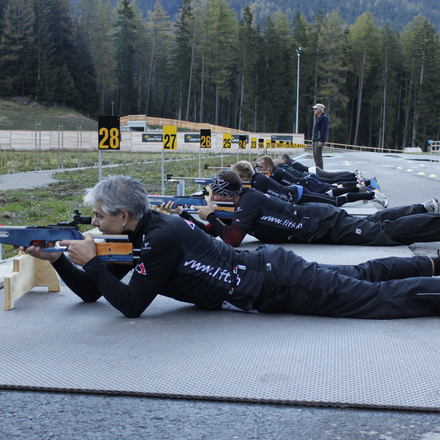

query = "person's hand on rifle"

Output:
[[17, 244, 61, 263], [195, 186, 215, 220], [159, 201, 183, 216], [60, 233, 96, 267]]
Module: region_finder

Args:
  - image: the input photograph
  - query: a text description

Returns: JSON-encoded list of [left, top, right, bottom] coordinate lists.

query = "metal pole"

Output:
[[77, 126, 83, 168], [199, 144, 201, 178], [99, 151, 102, 181], [35, 122, 41, 171], [39, 125, 41, 170], [296, 47, 301, 134], [161, 149, 165, 195], [35, 123, 37, 171], [221, 134, 224, 168], [80, 126, 83, 167], [57, 125, 61, 169]]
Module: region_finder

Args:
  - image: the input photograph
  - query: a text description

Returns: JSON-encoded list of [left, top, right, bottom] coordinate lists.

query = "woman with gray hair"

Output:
[[84, 175, 150, 220]]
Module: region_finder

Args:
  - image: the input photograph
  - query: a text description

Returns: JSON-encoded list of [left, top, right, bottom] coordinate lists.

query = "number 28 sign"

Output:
[[98, 116, 120, 150]]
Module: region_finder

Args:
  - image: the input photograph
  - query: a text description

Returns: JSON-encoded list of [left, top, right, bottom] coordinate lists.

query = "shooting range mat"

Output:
[[1, 243, 440, 411]]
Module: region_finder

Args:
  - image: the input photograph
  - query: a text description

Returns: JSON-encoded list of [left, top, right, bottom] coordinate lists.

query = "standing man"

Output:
[[312, 103, 328, 170]]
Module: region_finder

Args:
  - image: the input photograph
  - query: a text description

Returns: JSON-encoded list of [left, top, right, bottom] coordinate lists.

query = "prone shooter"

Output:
[[0, 188, 235, 263]]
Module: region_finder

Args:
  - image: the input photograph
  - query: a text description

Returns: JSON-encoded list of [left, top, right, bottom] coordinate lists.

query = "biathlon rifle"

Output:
[[0, 210, 138, 264], [148, 190, 236, 219]]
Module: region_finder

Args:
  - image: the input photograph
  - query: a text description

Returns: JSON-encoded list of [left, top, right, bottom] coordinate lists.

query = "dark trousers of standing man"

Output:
[[313, 140, 324, 169]]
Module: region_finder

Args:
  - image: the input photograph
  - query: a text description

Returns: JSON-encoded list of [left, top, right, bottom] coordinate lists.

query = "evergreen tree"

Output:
[[347, 11, 381, 146], [236, 4, 259, 130], [0, 0, 9, 35], [291, 11, 312, 136], [172, 0, 196, 120], [72, 27, 99, 114], [0, 0, 36, 95], [260, 12, 292, 132], [372, 24, 402, 150], [402, 15, 440, 150], [145, 1, 172, 116], [114, 0, 137, 115], [316, 11, 349, 142], [81, 0, 115, 114], [204, 0, 237, 125], [33, 0, 85, 105]]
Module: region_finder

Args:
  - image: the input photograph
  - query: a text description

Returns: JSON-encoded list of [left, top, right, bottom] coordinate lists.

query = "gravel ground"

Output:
[[2, 391, 440, 440]]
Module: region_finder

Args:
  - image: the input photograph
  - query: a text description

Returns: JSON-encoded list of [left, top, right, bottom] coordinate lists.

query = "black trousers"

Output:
[[314, 167, 355, 179], [257, 245, 440, 319], [309, 173, 356, 184], [302, 203, 437, 246], [313, 141, 324, 169]]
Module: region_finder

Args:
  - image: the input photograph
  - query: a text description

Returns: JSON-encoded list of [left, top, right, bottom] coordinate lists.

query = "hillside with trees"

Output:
[[1, 0, 440, 151], [71, 0, 440, 31]]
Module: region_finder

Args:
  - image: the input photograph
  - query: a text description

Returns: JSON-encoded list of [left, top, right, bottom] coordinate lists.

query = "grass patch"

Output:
[[0, 98, 97, 131], [0, 150, 202, 174]]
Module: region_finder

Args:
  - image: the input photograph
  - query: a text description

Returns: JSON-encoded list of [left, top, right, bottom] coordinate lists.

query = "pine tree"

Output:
[[114, 0, 137, 115], [291, 11, 311, 135], [0, 0, 36, 95], [373, 24, 402, 150], [236, 4, 259, 131], [402, 15, 440, 150], [76, 0, 116, 114], [259, 12, 292, 132], [172, 0, 196, 120], [204, 0, 237, 125], [33, 0, 88, 106], [145, 1, 172, 116], [347, 11, 381, 145], [316, 11, 349, 142]]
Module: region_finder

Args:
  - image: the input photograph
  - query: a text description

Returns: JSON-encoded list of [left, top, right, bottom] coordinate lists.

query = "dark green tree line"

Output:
[[1, 0, 440, 150]]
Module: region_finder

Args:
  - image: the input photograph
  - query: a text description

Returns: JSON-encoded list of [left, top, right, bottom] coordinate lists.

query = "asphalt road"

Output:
[[2, 150, 440, 439]]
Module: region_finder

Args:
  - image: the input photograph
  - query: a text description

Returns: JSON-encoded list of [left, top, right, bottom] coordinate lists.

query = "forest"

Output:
[[71, 0, 440, 31], [1, 0, 440, 150]]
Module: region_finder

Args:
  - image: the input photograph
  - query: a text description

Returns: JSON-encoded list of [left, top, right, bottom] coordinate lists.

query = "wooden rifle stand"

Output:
[[4, 251, 60, 310]]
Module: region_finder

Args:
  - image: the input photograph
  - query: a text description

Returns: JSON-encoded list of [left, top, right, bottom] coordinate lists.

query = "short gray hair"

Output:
[[84, 176, 150, 219]]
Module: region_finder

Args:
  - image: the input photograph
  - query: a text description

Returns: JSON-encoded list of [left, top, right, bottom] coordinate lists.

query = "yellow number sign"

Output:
[[239, 135, 247, 149], [163, 125, 177, 150], [251, 137, 257, 149], [223, 133, 232, 149], [98, 116, 120, 150], [201, 129, 211, 148]]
